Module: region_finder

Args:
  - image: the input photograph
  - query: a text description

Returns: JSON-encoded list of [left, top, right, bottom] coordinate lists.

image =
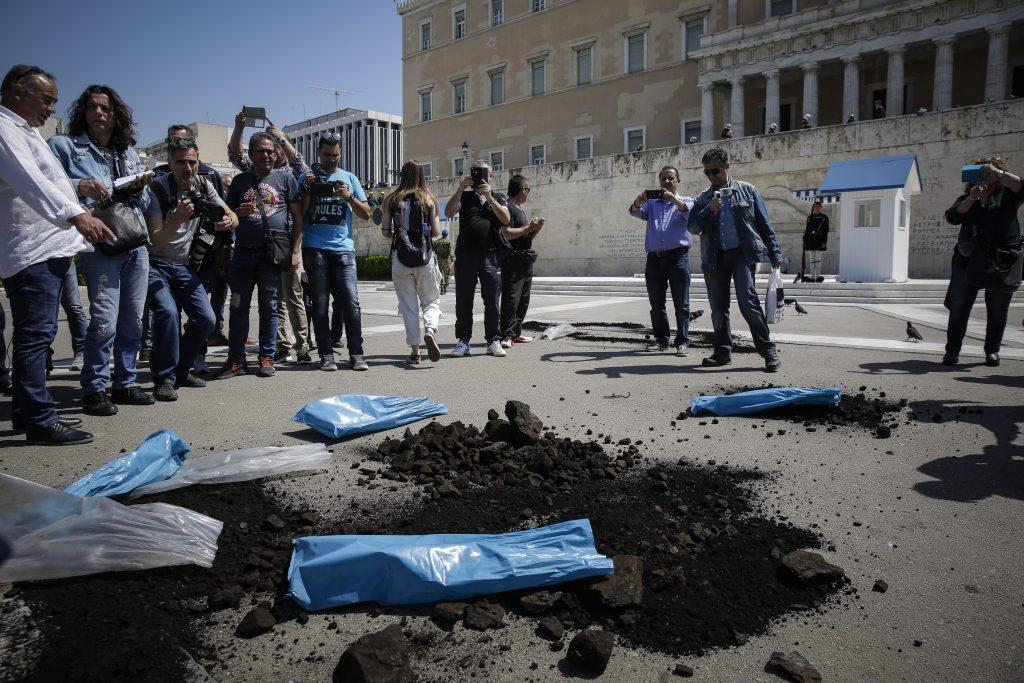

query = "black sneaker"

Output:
[[320, 354, 338, 372], [153, 382, 179, 402], [257, 355, 276, 377], [111, 386, 157, 406], [13, 416, 82, 434], [83, 390, 118, 416], [764, 351, 781, 373], [985, 353, 1000, 367], [26, 421, 94, 446], [701, 355, 732, 367], [941, 353, 959, 366], [175, 371, 207, 389]]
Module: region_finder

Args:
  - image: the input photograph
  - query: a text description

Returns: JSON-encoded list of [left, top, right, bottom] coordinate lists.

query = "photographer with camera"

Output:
[[942, 157, 1023, 367], [298, 132, 371, 371], [690, 148, 783, 373], [628, 166, 694, 356], [499, 174, 543, 349], [143, 136, 236, 400], [444, 160, 511, 357]]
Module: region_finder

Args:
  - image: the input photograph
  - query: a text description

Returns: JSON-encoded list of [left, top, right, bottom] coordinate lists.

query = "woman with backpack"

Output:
[[381, 161, 443, 364]]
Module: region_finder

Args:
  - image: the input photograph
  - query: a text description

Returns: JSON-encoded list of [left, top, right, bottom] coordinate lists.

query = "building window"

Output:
[[898, 198, 908, 230], [683, 17, 704, 60], [421, 162, 433, 180], [624, 126, 645, 152], [854, 199, 881, 228], [532, 0, 545, 11], [453, 81, 466, 114], [420, 91, 432, 122], [575, 46, 593, 85], [490, 151, 504, 171], [490, 71, 504, 106], [453, 157, 465, 177], [768, 0, 795, 18], [683, 119, 701, 143], [491, 0, 503, 26], [420, 21, 431, 51], [531, 60, 546, 96], [574, 135, 593, 160], [626, 32, 646, 74], [530, 144, 546, 165], [453, 7, 466, 39]]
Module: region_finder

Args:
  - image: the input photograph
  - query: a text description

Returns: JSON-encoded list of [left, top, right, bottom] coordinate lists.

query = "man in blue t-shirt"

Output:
[[298, 133, 371, 371]]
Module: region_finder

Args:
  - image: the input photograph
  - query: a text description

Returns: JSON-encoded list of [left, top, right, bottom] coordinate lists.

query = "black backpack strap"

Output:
[[150, 179, 174, 218]]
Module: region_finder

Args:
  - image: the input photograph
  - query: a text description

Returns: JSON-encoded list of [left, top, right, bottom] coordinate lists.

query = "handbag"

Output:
[[250, 178, 292, 271], [92, 146, 149, 255], [965, 236, 1023, 291]]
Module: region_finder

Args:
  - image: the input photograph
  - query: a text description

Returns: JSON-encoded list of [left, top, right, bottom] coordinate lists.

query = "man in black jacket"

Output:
[[499, 174, 543, 348]]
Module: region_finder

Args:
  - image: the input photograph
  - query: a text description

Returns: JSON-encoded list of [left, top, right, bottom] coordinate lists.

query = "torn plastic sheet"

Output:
[[64, 429, 189, 497], [542, 323, 576, 340], [690, 386, 841, 417], [130, 444, 332, 498], [292, 394, 447, 439], [287, 519, 613, 611], [0, 473, 222, 583]]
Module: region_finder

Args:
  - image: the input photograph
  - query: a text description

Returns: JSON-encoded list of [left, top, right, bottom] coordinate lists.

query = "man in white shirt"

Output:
[[0, 64, 113, 445]]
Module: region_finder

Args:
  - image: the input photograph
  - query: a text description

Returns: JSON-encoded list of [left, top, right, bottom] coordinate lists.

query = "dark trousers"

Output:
[[227, 248, 282, 362], [303, 248, 363, 357], [454, 249, 501, 344], [62, 258, 87, 355], [945, 254, 1012, 356], [148, 259, 216, 386], [644, 248, 691, 347], [704, 248, 775, 357], [500, 258, 533, 340], [6, 257, 69, 428]]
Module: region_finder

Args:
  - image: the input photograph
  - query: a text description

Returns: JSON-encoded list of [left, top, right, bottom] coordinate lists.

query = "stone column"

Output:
[[985, 23, 1011, 102], [885, 47, 905, 117], [764, 69, 780, 132], [802, 63, 819, 126], [842, 55, 860, 120], [700, 84, 715, 141], [932, 36, 955, 110], [730, 76, 745, 137]]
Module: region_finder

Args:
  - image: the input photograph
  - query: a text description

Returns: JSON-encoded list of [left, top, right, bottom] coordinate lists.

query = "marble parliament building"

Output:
[[373, 0, 1024, 278]]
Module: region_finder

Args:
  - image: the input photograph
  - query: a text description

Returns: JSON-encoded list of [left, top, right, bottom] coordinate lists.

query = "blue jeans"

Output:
[[5, 257, 69, 428], [78, 247, 149, 395], [140, 307, 153, 350], [303, 248, 362, 357], [454, 249, 501, 343], [644, 248, 691, 347], [227, 248, 282, 362], [148, 259, 216, 386], [703, 248, 775, 357], [61, 258, 88, 355]]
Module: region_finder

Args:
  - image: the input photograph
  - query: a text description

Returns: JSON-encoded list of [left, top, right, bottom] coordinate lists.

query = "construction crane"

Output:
[[309, 85, 360, 113]]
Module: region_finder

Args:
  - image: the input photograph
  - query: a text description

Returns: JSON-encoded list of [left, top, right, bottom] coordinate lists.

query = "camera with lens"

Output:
[[181, 190, 225, 222]]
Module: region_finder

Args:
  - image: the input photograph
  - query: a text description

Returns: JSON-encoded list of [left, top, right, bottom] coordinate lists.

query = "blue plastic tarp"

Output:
[[287, 519, 613, 611], [690, 387, 841, 416], [291, 394, 447, 439], [64, 429, 189, 497]]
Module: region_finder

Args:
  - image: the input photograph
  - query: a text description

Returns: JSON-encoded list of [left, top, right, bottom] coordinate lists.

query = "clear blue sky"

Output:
[[0, 0, 403, 145]]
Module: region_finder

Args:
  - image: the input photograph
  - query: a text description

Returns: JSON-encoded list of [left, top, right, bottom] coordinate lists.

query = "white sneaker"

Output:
[[487, 341, 507, 357], [70, 352, 84, 371], [500, 338, 513, 349], [451, 341, 472, 357], [513, 336, 534, 344]]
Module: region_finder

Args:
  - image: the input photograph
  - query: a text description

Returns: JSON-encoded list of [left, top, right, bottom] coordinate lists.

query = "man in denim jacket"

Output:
[[690, 148, 782, 372]]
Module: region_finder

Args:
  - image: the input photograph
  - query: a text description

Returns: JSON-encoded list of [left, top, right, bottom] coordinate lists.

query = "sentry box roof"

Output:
[[818, 154, 921, 195]]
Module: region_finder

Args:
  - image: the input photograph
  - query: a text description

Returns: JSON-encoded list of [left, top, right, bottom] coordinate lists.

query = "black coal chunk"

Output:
[[780, 550, 845, 586], [767, 651, 822, 683], [567, 629, 615, 674], [505, 400, 543, 446], [235, 607, 275, 638], [333, 624, 413, 683]]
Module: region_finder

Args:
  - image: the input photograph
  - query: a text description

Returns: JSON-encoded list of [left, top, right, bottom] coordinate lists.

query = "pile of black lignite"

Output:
[[349, 401, 845, 657], [522, 320, 756, 353], [0, 483, 314, 682]]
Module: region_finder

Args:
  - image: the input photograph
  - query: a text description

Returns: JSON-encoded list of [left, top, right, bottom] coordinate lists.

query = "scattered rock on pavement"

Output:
[[673, 663, 695, 677], [333, 624, 413, 683], [767, 650, 822, 683], [519, 590, 562, 614], [432, 602, 468, 625], [582, 554, 644, 610], [780, 550, 846, 586], [873, 579, 889, 593], [235, 607, 276, 638], [567, 629, 615, 674], [505, 400, 544, 446], [537, 615, 565, 641], [463, 601, 506, 630]]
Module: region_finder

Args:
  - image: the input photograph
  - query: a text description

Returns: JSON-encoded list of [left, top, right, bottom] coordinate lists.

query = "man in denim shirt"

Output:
[[690, 148, 783, 372], [628, 166, 694, 355]]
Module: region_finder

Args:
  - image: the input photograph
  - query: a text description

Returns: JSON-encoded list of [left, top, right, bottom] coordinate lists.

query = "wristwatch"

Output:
[[483, 200, 493, 209]]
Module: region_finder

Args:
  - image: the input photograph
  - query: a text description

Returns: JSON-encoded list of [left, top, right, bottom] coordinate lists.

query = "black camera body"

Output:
[[181, 190, 225, 222], [311, 181, 339, 197]]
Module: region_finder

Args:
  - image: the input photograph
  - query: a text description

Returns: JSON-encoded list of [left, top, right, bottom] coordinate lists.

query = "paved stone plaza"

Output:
[[2, 283, 1022, 681]]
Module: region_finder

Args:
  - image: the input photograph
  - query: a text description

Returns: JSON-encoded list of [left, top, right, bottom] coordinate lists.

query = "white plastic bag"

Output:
[[0, 474, 222, 583], [542, 323, 577, 340], [765, 268, 784, 324], [129, 443, 331, 498]]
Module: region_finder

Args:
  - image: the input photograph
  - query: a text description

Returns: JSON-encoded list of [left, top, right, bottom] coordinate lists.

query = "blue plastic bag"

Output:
[[690, 387, 841, 417], [64, 429, 189, 497], [287, 519, 613, 611], [292, 394, 447, 439]]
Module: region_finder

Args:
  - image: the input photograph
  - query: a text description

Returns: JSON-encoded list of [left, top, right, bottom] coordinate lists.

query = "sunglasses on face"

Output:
[[703, 168, 722, 176]]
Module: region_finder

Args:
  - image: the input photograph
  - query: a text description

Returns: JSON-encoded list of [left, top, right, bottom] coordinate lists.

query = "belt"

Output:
[[649, 246, 688, 257]]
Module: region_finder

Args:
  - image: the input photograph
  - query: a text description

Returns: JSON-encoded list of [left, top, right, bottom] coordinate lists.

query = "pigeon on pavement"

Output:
[[906, 321, 923, 342], [784, 298, 797, 305], [794, 302, 808, 315]]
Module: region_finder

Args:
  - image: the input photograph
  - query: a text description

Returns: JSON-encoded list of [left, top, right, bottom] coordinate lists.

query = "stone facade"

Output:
[[353, 99, 1024, 279]]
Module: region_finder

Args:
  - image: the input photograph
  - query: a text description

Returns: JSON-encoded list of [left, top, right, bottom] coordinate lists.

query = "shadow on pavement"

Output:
[[956, 373, 1024, 390], [857, 358, 976, 375]]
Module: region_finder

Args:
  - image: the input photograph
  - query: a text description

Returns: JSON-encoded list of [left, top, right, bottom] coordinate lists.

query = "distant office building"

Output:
[[284, 108, 403, 189], [139, 122, 233, 176]]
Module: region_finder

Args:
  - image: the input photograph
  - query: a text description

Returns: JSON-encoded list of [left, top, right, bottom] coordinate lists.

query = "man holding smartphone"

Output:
[[444, 160, 511, 357], [629, 166, 695, 355], [690, 148, 783, 372], [499, 174, 543, 348]]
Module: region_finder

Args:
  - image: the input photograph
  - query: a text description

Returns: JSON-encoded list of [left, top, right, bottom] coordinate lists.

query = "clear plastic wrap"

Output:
[[0, 474, 222, 583], [541, 323, 577, 340]]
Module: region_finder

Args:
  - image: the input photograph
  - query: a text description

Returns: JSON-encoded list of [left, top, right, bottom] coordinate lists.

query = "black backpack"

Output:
[[391, 193, 434, 268]]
